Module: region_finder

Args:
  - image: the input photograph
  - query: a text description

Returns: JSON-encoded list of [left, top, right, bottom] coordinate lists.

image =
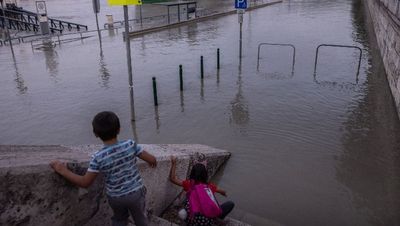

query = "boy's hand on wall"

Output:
[[50, 160, 68, 175]]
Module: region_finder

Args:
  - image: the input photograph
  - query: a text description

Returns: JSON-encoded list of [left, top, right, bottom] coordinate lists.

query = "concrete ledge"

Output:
[[0, 144, 235, 226], [365, 0, 400, 119], [128, 1, 283, 37]]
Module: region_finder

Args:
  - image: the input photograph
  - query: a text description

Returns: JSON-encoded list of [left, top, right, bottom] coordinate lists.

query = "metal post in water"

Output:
[[95, 11, 101, 42], [152, 77, 158, 106], [200, 55, 204, 79], [239, 22, 243, 58], [96, 9, 103, 55], [139, 5, 143, 27], [124, 5, 133, 87], [129, 86, 137, 122], [217, 48, 220, 69], [237, 9, 244, 59], [93, 0, 101, 35], [123, 5, 136, 120], [179, 64, 183, 91]]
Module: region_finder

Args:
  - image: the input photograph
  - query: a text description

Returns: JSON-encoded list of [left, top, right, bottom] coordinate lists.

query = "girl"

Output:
[[169, 156, 235, 226]]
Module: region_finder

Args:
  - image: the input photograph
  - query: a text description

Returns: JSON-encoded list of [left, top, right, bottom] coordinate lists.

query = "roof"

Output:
[[152, 1, 197, 7]]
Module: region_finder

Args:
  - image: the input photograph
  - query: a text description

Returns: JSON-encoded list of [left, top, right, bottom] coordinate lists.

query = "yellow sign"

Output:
[[107, 0, 142, 6]]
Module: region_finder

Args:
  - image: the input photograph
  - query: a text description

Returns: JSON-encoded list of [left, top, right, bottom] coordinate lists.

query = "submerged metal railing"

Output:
[[313, 44, 362, 83], [257, 42, 296, 76], [1, 8, 88, 33]]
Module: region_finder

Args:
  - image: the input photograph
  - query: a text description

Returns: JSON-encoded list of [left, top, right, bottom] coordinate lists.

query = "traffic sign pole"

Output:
[[235, 0, 246, 59], [92, 0, 102, 54], [107, 0, 142, 88], [123, 5, 133, 87], [239, 17, 242, 58], [108, 0, 141, 122]]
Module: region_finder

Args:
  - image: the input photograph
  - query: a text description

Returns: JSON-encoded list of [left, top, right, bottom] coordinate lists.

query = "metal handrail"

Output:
[[1, 28, 104, 47], [313, 44, 362, 83], [1, 8, 87, 32], [257, 43, 296, 76]]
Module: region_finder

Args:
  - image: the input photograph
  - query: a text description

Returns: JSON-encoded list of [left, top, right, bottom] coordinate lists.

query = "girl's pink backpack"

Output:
[[187, 182, 222, 218]]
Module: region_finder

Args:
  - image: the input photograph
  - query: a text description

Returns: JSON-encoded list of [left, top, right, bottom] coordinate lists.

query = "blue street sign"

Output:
[[235, 0, 247, 9]]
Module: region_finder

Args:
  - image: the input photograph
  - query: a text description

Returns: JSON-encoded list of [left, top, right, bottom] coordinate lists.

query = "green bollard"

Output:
[[179, 65, 183, 91], [152, 77, 158, 106], [217, 48, 220, 69], [200, 56, 204, 79]]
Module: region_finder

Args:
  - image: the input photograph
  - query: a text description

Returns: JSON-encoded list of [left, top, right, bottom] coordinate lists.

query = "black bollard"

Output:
[[179, 65, 183, 91], [200, 56, 204, 79], [152, 77, 158, 106], [217, 48, 220, 69]]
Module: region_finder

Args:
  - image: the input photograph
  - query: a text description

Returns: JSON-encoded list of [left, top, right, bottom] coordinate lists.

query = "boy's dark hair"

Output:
[[92, 111, 120, 141], [189, 163, 208, 184]]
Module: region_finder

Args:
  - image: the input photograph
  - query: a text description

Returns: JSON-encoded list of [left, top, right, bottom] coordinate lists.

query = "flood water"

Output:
[[1, 0, 400, 225]]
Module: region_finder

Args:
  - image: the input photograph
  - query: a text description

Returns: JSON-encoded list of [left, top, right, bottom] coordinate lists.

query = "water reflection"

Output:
[[99, 55, 110, 88], [98, 34, 111, 88], [337, 71, 400, 225], [180, 91, 185, 112], [187, 22, 198, 45], [129, 87, 139, 141], [108, 28, 116, 38], [229, 58, 249, 127], [42, 40, 59, 81], [139, 36, 147, 57], [153, 105, 160, 132], [216, 70, 220, 86], [200, 79, 204, 102], [337, 0, 400, 224], [351, 0, 369, 48], [11, 52, 28, 94]]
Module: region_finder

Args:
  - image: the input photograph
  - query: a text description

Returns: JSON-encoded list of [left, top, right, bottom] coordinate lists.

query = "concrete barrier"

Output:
[[0, 144, 233, 226], [365, 0, 400, 119]]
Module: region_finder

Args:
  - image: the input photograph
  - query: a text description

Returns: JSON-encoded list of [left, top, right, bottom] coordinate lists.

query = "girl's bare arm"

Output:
[[169, 156, 183, 187]]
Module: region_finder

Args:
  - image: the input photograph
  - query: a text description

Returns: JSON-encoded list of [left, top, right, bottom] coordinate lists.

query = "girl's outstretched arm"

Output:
[[169, 156, 183, 187], [216, 188, 227, 196]]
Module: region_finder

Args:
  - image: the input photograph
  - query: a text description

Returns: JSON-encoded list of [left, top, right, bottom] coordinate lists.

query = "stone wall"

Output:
[[365, 0, 400, 118], [0, 144, 231, 226]]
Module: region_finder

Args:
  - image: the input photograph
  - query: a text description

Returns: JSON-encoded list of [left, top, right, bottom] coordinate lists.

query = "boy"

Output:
[[50, 111, 157, 226]]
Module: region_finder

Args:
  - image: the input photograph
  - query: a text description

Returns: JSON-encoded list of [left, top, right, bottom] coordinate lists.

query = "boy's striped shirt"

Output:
[[88, 139, 144, 197]]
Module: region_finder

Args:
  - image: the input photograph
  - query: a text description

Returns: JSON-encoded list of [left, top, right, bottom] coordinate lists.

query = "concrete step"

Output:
[[149, 216, 179, 226], [232, 208, 284, 226]]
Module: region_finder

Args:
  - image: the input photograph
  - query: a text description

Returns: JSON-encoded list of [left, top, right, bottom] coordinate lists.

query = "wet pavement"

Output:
[[1, 0, 400, 225]]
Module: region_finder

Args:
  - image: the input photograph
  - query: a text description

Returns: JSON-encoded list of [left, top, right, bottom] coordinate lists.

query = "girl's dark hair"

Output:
[[92, 111, 120, 141], [189, 163, 208, 184]]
